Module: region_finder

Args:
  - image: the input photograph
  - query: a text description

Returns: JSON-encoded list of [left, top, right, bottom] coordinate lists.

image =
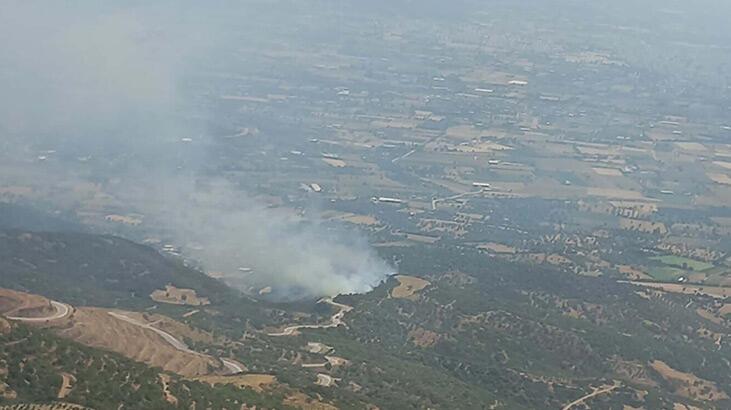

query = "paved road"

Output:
[[6, 300, 71, 322], [268, 297, 353, 337]]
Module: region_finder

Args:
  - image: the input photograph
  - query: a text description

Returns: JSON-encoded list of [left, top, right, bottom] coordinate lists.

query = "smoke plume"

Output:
[[0, 1, 393, 300]]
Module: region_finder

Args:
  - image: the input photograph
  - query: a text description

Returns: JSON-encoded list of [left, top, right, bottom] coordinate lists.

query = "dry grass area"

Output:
[[712, 161, 731, 170], [284, 392, 339, 410], [588, 188, 647, 200], [0, 288, 54, 318], [478, 242, 517, 254], [57, 307, 220, 377], [150, 285, 210, 306], [408, 327, 441, 347], [617, 265, 653, 281], [195, 374, 276, 393], [708, 173, 731, 185], [322, 158, 347, 167], [57, 372, 75, 399], [405, 233, 440, 244], [0, 378, 16, 400], [649, 360, 728, 401], [391, 275, 430, 299], [592, 167, 624, 177], [720, 304, 731, 316], [695, 308, 724, 326], [612, 359, 657, 387], [326, 212, 379, 226], [0, 318, 10, 335], [159, 374, 178, 405]]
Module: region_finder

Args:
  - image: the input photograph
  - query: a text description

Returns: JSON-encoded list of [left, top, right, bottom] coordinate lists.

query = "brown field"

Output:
[[712, 161, 731, 170], [707, 173, 731, 185], [592, 167, 624, 177], [477, 242, 517, 254], [720, 304, 731, 316], [322, 158, 347, 167], [696, 308, 724, 326], [674, 142, 707, 151], [588, 188, 647, 200], [391, 275, 431, 299], [326, 212, 379, 226], [405, 233, 440, 244], [150, 285, 210, 306], [649, 360, 728, 401], [57, 307, 220, 377], [617, 265, 653, 281], [195, 374, 276, 393]]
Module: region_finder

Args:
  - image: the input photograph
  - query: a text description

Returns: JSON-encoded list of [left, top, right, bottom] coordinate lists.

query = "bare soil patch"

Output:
[[150, 285, 210, 306], [57, 372, 75, 399], [592, 167, 624, 177], [649, 360, 728, 401], [322, 158, 347, 167], [478, 242, 517, 254], [0, 289, 54, 318], [391, 275, 430, 299], [284, 392, 339, 410], [58, 307, 220, 377]]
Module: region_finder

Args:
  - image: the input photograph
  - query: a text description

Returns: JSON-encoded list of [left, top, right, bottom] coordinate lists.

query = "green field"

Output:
[[650, 255, 714, 272], [647, 266, 686, 281]]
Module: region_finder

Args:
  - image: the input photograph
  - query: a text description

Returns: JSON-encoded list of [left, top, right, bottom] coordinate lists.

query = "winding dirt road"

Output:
[[268, 297, 353, 337], [108, 311, 244, 375], [5, 300, 71, 322]]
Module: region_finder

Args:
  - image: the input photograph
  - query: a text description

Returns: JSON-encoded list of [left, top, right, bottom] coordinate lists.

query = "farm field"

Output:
[[650, 255, 714, 272]]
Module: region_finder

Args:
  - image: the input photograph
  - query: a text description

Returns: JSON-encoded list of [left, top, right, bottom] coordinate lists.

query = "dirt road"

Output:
[[5, 300, 71, 322], [562, 382, 620, 410], [108, 312, 202, 356], [108, 311, 244, 375], [221, 358, 245, 374], [268, 297, 353, 337]]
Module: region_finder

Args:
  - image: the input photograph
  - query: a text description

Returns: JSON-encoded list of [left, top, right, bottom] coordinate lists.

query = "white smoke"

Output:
[[125, 176, 392, 300], [0, 1, 393, 300]]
